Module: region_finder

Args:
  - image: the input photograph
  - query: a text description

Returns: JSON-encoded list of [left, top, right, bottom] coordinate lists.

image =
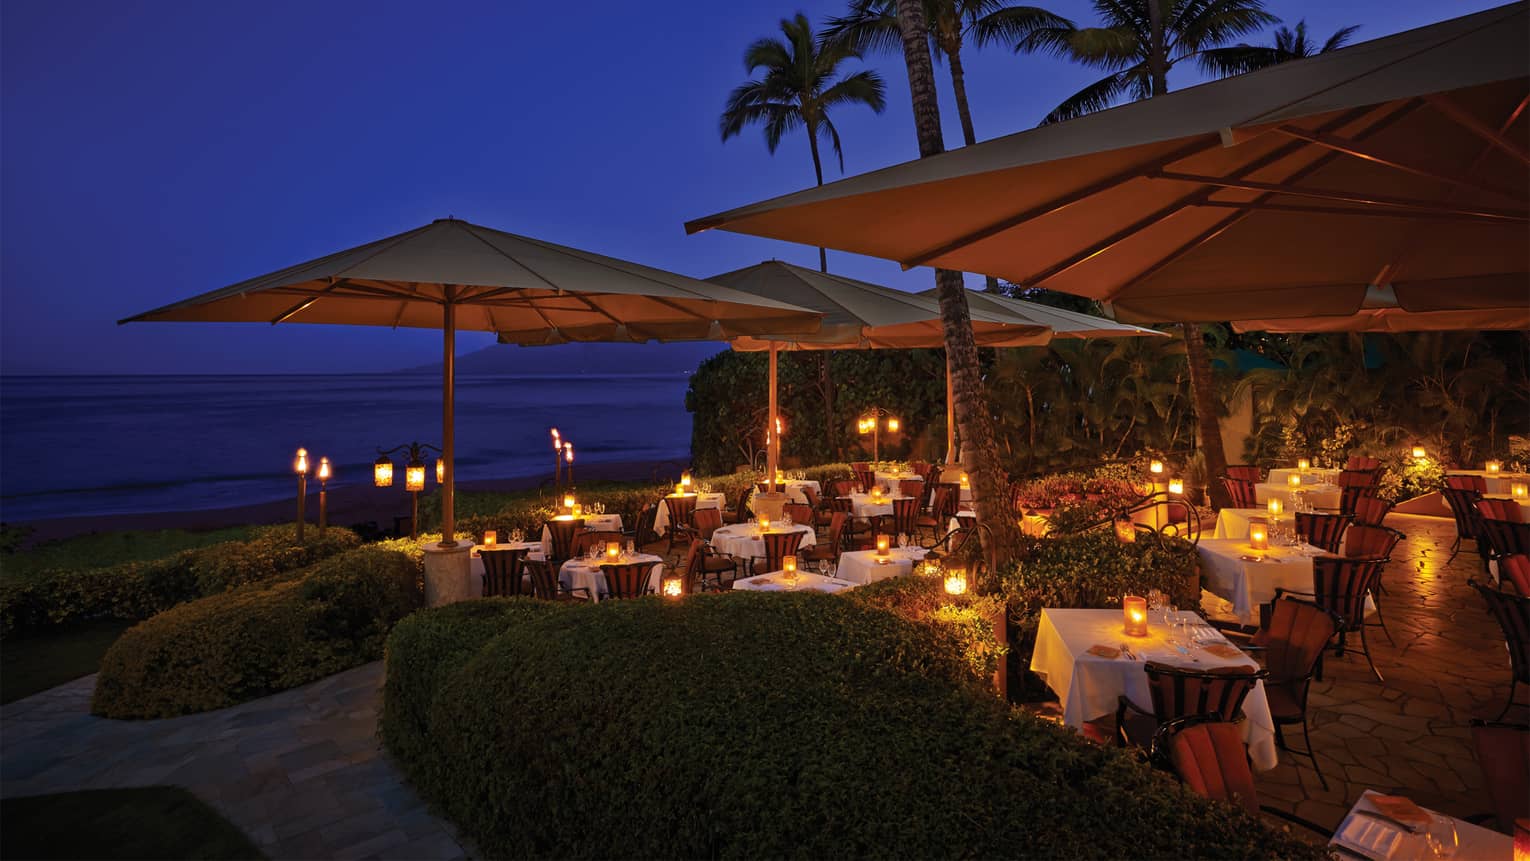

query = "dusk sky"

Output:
[[1, 0, 1500, 374]]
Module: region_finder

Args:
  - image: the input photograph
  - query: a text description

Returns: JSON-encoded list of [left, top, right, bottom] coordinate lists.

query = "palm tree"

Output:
[[823, 0, 1068, 147], [720, 12, 887, 273], [1014, 0, 1277, 124], [1014, 0, 1278, 506], [891, 0, 1022, 554], [1199, 20, 1359, 76]]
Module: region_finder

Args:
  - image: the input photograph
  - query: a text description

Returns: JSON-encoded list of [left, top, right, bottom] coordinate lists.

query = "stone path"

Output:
[[0, 663, 468, 860]]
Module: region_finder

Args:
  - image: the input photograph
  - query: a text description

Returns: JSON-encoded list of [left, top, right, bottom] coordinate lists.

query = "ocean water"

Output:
[[0, 374, 694, 523]]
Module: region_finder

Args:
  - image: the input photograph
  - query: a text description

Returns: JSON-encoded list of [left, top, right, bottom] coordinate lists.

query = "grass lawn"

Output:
[[0, 526, 255, 580], [0, 619, 134, 704], [1, 787, 264, 860]]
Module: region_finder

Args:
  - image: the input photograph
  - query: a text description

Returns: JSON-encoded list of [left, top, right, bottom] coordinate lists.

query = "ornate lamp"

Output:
[[374, 455, 394, 487], [944, 562, 968, 596]]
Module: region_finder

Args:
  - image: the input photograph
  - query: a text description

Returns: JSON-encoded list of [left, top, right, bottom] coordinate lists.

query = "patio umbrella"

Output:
[[684, 3, 1529, 329], [120, 217, 824, 547]]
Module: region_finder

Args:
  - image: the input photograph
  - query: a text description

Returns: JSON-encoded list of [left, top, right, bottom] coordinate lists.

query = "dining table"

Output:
[[841, 492, 912, 520], [559, 552, 664, 601], [653, 492, 727, 535], [1256, 480, 1341, 511], [708, 522, 816, 562], [541, 514, 624, 555], [1267, 467, 1339, 487], [732, 569, 858, 594], [749, 479, 822, 507], [1198, 538, 1325, 625], [1329, 790, 1510, 860], [1030, 607, 1278, 770], [836, 546, 926, 585], [1212, 508, 1288, 540], [1448, 469, 1528, 496]]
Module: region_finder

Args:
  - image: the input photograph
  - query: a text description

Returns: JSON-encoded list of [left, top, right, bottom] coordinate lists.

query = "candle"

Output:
[[1114, 518, 1136, 543], [1149, 459, 1164, 475], [959, 472, 970, 488], [1288, 473, 1303, 488], [1249, 518, 1269, 551], [1267, 498, 1283, 517], [675, 482, 685, 495], [662, 575, 683, 598], [681, 471, 692, 489], [483, 530, 497, 547], [1123, 595, 1148, 637], [1487, 460, 1503, 475], [1297, 457, 1310, 471], [605, 541, 620, 560], [876, 534, 891, 557], [783, 555, 797, 574], [563, 494, 575, 511], [1168, 478, 1184, 496], [1513, 482, 1528, 500], [944, 570, 968, 596], [572, 503, 583, 518], [759, 516, 771, 531]]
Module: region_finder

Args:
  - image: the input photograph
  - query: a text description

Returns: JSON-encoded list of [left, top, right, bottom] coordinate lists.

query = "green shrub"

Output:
[[92, 545, 421, 719], [845, 574, 1007, 682], [384, 593, 1321, 859], [0, 525, 360, 638]]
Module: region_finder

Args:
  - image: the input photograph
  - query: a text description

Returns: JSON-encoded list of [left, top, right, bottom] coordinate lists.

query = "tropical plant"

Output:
[[888, 0, 1022, 553], [1198, 19, 1359, 76], [720, 12, 887, 272]]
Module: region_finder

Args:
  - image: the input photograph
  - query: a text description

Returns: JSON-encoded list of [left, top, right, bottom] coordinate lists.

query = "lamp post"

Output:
[[551, 428, 562, 489], [856, 407, 899, 464], [564, 442, 574, 486], [374, 441, 443, 540], [293, 448, 309, 543], [316, 456, 331, 537]]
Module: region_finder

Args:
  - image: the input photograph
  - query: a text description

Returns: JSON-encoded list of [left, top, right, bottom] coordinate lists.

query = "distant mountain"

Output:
[[402, 341, 727, 376]]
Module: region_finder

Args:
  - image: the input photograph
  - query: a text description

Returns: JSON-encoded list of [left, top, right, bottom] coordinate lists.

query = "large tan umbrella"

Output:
[[120, 218, 823, 547], [685, 4, 1529, 329]]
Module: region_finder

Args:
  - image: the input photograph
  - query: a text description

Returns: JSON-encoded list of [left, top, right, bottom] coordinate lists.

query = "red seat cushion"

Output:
[[1262, 683, 1303, 721], [1169, 722, 1260, 815]]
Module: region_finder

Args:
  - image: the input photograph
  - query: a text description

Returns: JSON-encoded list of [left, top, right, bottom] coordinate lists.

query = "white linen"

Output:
[[733, 570, 857, 593], [842, 492, 913, 519], [540, 514, 623, 555], [1256, 481, 1341, 511], [1212, 508, 1286, 540], [1030, 608, 1278, 771], [836, 548, 924, 585], [559, 554, 664, 602], [749, 479, 822, 508], [653, 492, 726, 535], [1332, 790, 1510, 861], [468, 542, 543, 595], [709, 523, 816, 561], [1198, 538, 1321, 625], [1267, 467, 1339, 487], [874, 471, 922, 492]]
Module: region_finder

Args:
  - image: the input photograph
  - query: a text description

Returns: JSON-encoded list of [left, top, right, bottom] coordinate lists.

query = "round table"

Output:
[[836, 547, 925, 585], [709, 523, 816, 560], [841, 492, 914, 519], [654, 492, 726, 535], [560, 553, 664, 601]]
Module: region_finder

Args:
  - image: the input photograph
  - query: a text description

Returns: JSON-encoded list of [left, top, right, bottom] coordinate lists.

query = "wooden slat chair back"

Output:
[[935, 483, 961, 520], [1156, 719, 1261, 816], [1345, 456, 1381, 471], [783, 502, 814, 527], [1471, 581, 1530, 720], [692, 506, 723, 541], [480, 547, 530, 597], [1350, 494, 1393, 527], [1143, 662, 1266, 726], [1225, 464, 1262, 483], [1446, 474, 1489, 492], [544, 518, 585, 564], [1338, 468, 1379, 488], [1295, 512, 1351, 554], [599, 562, 655, 600], [853, 468, 877, 494], [899, 479, 925, 502], [1343, 525, 1403, 561], [759, 529, 806, 573], [1469, 720, 1530, 832], [1310, 556, 1385, 635], [1221, 476, 1256, 509], [663, 495, 699, 531], [1503, 554, 1530, 596], [526, 558, 585, 602], [886, 496, 919, 536]]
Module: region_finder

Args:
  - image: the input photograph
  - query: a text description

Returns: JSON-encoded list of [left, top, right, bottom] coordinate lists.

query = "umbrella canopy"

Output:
[[121, 218, 825, 548], [919, 288, 1165, 339], [686, 4, 1529, 329]]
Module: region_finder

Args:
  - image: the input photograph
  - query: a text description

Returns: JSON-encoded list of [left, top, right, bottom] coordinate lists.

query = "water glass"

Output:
[[510, 528, 525, 544], [897, 533, 909, 550], [625, 539, 635, 556], [1424, 814, 1458, 858]]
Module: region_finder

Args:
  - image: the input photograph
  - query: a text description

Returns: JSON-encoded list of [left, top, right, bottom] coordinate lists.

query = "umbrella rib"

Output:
[[1195, 200, 1523, 222], [270, 278, 351, 324], [898, 137, 1217, 270], [1422, 93, 1530, 167], [1155, 172, 1528, 221], [1272, 125, 1529, 205]]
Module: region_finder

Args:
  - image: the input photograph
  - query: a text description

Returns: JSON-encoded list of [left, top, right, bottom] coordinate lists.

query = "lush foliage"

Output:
[[383, 592, 1320, 859], [1, 788, 264, 861], [92, 544, 422, 719], [843, 573, 1008, 681], [0, 525, 360, 638]]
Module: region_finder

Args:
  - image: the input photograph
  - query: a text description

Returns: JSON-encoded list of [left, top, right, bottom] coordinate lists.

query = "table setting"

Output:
[[842, 491, 912, 519], [653, 491, 727, 535], [733, 569, 858, 593], [1030, 605, 1278, 770], [1267, 466, 1339, 487], [560, 544, 664, 601], [1197, 535, 1330, 625], [1256, 477, 1341, 511], [835, 537, 926, 585], [1328, 789, 1508, 859], [709, 520, 816, 561]]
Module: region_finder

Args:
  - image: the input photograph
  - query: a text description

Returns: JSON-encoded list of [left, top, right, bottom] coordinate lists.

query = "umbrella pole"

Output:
[[945, 352, 957, 465], [440, 299, 457, 548], [768, 343, 778, 487]]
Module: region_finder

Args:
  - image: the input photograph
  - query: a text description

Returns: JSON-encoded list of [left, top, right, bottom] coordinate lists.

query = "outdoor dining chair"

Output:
[[916, 485, 956, 538], [1220, 475, 1257, 509], [1478, 512, 1530, 572], [827, 495, 872, 547], [544, 518, 585, 565], [1225, 464, 1263, 483], [1467, 720, 1530, 833], [1345, 455, 1382, 472], [722, 485, 753, 525], [1350, 494, 1394, 527], [684, 539, 738, 590], [1295, 511, 1352, 554], [1502, 554, 1530, 596], [783, 502, 815, 528], [801, 512, 847, 568], [1447, 474, 1489, 492], [1104, 662, 1266, 750], [1441, 485, 1487, 564], [1471, 579, 1530, 721], [663, 495, 699, 553], [1234, 594, 1341, 789], [1342, 524, 1404, 561], [525, 558, 590, 602], [480, 547, 531, 597], [800, 485, 833, 529], [1283, 556, 1387, 683], [899, 478, 924, 502], [853, 468, 877, 494], [599, 561, 657, 600], [692, 507, 723, 542], [883, 496, 919, 537], [753, 529, 806, 575]]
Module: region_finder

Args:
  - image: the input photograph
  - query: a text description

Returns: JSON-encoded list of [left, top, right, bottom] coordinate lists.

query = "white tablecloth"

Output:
[[749, 479, 822, 508], [836, 548, 924, 585], [1256, 481, 1341, 511], [1332, 790, 1510, 860], [874, 471, 922, 491], [842, 492, 914, 519], [653, 492, 726, 535], [1267, 467, 1339, 487], [560, 554, 664, 601], [468, 542, 543, 594], [732, 570, 857, 593], [1212, 508, 1285, 540], [1198, 539, 1322, 625], [1448, 469, 1525, 495], [1030, 608, 1278, 771], [541, 514, 623, 555], [709, 523, 816, 560]]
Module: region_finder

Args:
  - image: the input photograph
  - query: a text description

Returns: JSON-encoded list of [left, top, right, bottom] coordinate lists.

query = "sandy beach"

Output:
[[13, 459, 679, 545]]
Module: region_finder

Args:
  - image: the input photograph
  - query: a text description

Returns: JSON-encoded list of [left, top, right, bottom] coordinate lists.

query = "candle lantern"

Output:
[[681, 471, 692, 489], [1249, 518, 1269, 551], [1168, 478, 1184, 496], [605, 541, 621, 560], [759, 516, 771, 531], [944, 569, 968, 596], [1288, 473, 1303, 488], [405, 458, 426, 493], [294, 448, 309, 475], [959, 472, 970, 489], [876, 534, 891, 557], [572, 503, 583, 518], [1267, 498, 1284, 517], [1123, 595, 1148, 637], [886, 417, 899, 433], [563, 494, 576, 512], [1513, 482, 1529, 500], [374, 455, 394, 487], [783, 555, 797, 574], [1487, 460, 1503, 475], [483, 530, 497, 547], [293, 448, 310, 543], [662, 575, 684, 598], [674, 482, 685, 495], [316, 457, 330, 482], [1114, 518, 1137, 543], [1412, 445, 1427, 460], [1149, 459, 1164, 475], [316, 456, 331, 536], [1297, 457, 1310, 471]]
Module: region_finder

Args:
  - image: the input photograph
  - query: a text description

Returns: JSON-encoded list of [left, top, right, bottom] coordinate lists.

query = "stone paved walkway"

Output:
[[0, 663, 467, 860]]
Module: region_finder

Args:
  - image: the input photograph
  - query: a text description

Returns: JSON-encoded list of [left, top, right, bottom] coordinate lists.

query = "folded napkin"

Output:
[[753, 577, 776, 586], [1368, 795, 1431, 828], [1086, 644, 1121, 659], [1203, 643, 1245, 660]]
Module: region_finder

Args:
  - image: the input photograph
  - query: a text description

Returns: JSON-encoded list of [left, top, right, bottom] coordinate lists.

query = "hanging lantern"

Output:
[[374, 456, 394, 487], [886, 417, 899, 433], [681, 471, 693, 489], [1149, 459, 1164, 475], [944, 563, 968, 596], [435, 457, 444, 484], [1123, 595, 1148, 637], [1168, 478, 1184, 496], [405, 457, 426, 493], [1411, 445, 1427, 460]]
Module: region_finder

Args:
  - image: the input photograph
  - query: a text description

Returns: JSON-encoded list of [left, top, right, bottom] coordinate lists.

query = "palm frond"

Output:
[[742, 36, 793, 75], [763, 106, 804, 154], [974, 5, 1075, 49], [819, 69, 888, 114], [1196, 44, 1282, 76], [1322, 24, 1360, 53], [820, 0, 904, 56], [1040, 67, 1139, 124], [1064, 25, 1142, 69], [819, 114, 847, 173], [1173, 0, 1278, 54]]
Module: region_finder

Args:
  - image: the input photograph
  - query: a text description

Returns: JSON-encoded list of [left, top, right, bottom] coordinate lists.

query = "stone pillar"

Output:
[[423, 543, 473, 607]]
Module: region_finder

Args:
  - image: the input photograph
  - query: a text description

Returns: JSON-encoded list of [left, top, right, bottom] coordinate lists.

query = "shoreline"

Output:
[[12, 459, 681, 545]]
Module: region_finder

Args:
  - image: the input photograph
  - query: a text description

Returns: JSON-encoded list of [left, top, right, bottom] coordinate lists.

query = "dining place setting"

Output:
[[834, 532, 928, 585]]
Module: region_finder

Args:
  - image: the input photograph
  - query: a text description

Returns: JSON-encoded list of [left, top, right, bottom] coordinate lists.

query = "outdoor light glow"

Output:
[[1249, 518, 1269, 552], [606, 541, 620, 560], [317, 457, 331, 482], [960, 472, 970, 488], [571, 503, 583, 518], [1168, 478, 1184, 495], [759, 516, 771, 531], [1297, 457, 1310, 471], [1486, 460, 1502, 474], [435, 458, 444, 484], [564, 494, 576, 511], [294, 448, 309, 475], [1288, 474, 1303, 488], [858, 418, 871, 435], [662, 576, 683, 598], [1513, 482, 1529, 500], [551, 427, 560, 450], [681, 471, 692, 488], [876, 534, 890, 557], [1412, 445, 1427, 459], [675, 482, 685, 495], [565, 443, 574, 462], [944, 570, 968, 596], [405, 460, 426, 493], [1123, 595, 1147, 637], [374, 456, 394, 488], [1267, 498, 1284, 517], [483, 530, 497, 547], [1114, 518, 1136, 543], [886, 417, 899, 433], [783, 555, 797, 574], [1149, 459, 1164, 475]]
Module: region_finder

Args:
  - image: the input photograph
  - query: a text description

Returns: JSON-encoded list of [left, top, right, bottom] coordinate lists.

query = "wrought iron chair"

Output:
[[882, 496, 919, 537], [1446, 473, 1489, 492], [628, 503, 660, 548], [827, 495, 871, 548], [853, 468, 877, 494], [899, 478, 925, 502], [1468, 720, 1530, 833], [1502, 554, 1530, 596], [753, 529, 805, 575], [922, 526, 972, 556], [916, 485, 957, 538], [1236, 594, 1341, 789], [1107, 662, 1266, 750], [1338, 467, 1380, 488], [1294, 511, 1352, 554], [801, 512, 848, 568], [721, 485, 753, 525], [544, 518, 585, 565], [1281, 556, 1387, 682], [662, 495, 698, 553], [1350, 493, 1394, 527], [1479, 497, 1526, 522], [692, 506, 723, 542], [1478, 511, 1530, 572], [800, 485, 834, 530], [525, 558, 590, 602], [683, 540, 737, 591], [1441, 485, 1487, 564], [1225, 464, 1262, 483], [480, 547, 530, 597], [1220, 475, 1257, 509], [783, 502, 815, 528], [599, 561, 657, 599], [1338, 484, 1375, 517], [1471, 579, 1530, 721]]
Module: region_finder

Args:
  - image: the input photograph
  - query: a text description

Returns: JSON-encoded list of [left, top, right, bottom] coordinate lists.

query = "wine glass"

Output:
[[898, 533, 909, 551], [510, 528, 525, 545], [625, 539, 635, 556], [1424, 815, 1458, 859]]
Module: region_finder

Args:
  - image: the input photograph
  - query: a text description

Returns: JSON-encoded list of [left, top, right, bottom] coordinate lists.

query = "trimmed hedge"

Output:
[[383, 593, 1322, 859], [844, 573, 1007, 683], [0, 525, 360, 638], [92, 545, 421, 719]]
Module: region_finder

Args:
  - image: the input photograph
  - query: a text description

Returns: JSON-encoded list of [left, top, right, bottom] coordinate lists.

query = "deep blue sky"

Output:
[[1, 0, 1499, 374]]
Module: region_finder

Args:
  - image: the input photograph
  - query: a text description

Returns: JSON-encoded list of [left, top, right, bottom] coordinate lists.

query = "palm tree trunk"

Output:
[[894, 0, 1019, 556], [1146, 0, 1169, 96], [806, 125, 829, 273], [1182, 322, 1230, 507], [944, 44, 1003, 295]]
